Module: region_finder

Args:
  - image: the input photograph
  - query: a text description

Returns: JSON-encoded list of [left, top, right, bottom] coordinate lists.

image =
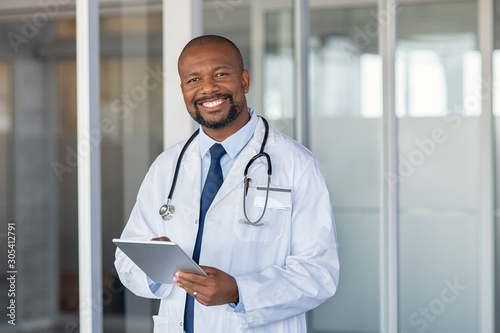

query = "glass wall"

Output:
[[0, 4, 75, 331], [262, 5, 295, 137], [2, 0, 499, 332], [204, 0, 295, 136], [201, 0, 496, 332], [0, 1, 163, 331], [205, 1, 383, 332], [0, 60, 12, 226], [98, 2, 164, 332], [203, 0, 251, 102], [396, 1, 481, 332], [0, 59, 15, 330], [308, 2, 382, 333]]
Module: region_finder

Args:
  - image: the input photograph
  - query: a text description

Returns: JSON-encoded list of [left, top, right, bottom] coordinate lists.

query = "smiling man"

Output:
[[179, 37, 250, 141], [115, 35, 339, 333]]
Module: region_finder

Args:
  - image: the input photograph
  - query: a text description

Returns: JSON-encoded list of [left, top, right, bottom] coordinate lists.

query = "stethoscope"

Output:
[[159, 116, 272, 226]]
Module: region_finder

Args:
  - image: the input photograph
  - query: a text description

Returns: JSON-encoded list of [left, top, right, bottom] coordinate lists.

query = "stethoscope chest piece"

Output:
[[159, 199, 175, 221]]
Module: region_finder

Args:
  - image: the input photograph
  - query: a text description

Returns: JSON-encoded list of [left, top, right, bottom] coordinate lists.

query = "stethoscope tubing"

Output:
[[160, 116, 271, 222], [167, 128, 200, 201]]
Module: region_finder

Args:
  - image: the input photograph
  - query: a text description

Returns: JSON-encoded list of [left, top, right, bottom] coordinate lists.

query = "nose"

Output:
[[200, 76, 220, 94]]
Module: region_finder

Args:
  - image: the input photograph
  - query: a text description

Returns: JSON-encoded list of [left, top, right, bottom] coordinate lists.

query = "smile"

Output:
[[200, 98, 226, 108]]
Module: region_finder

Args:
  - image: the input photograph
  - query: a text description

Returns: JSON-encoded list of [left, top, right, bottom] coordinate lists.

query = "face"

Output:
[[178, 43, 250, 140]]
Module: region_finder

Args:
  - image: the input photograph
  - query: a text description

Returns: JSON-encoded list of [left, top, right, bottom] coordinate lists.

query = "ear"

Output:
[[241, 69, 250, 94]]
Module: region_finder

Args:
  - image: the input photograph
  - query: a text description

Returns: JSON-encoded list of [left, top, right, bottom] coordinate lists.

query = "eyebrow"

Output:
[[213, 65, 232, 71]]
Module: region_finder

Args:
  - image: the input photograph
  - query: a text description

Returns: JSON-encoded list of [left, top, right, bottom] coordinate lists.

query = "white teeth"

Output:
[[202, 99, 224, 107]]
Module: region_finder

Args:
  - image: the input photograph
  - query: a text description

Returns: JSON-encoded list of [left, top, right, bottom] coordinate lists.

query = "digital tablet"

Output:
[[113, 239, 207, 284]]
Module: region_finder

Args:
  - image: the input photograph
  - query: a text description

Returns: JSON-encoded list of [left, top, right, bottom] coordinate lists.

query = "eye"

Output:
[[215, 72, 228, 77], [187, 77, 199, 84]]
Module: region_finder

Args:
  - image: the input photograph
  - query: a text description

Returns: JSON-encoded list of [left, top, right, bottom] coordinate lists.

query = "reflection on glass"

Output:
[[309, 4, 381, 333], [98, 6, 164, 332], [397, 2, 480, 332], [0, 4, 165, 331], [396, 43, 480, 117], [0, 9, 77, 331], [264, 9, 295, 137], [0, 60, 12, 224], [58, 59, 79, 321], [310, 6, 382, 119], [203, 2, 251, 75], [0, 61, 13, 324], [205, 0, 296, 135]]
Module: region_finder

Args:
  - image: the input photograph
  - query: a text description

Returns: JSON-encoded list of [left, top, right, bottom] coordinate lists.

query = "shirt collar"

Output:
[[199, 108, 258, 159]]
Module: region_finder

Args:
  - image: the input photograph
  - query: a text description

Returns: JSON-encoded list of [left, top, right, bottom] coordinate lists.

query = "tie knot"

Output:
[[210, 143, 226, 161]]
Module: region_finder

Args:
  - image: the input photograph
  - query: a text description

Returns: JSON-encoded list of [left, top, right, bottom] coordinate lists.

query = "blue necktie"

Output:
[[184, 143, 226, 333]]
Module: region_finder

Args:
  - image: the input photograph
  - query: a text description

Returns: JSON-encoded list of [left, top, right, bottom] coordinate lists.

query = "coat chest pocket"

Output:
[[234, 208, 289, 244]]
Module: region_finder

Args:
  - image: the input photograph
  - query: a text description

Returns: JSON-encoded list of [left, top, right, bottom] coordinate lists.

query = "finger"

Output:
[[175, 280, 206, 304], [151, 236, 171, 242], [192, 290, 206, 305], [199, 265, 217, 276], [175, 271, 209, 287], [173, 272, 199, 288]]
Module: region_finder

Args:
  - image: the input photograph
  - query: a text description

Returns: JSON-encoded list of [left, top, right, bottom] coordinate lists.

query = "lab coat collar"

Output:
[[209, 117, 270, 209], [198, 108, 258, 160]]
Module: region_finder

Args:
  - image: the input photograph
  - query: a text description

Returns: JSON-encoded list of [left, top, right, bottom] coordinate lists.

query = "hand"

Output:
[[173, 266, 239, 307], [151, 236, 171, 242]]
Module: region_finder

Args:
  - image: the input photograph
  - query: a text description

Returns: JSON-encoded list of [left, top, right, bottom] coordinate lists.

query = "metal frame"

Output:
[[250, 0, 265, 116], [163, 0, 202, 149], [76, 0, 102, 332], [379, 0, 398, 332], [478, 0, 495, 332], [293, 0, 310, 147]]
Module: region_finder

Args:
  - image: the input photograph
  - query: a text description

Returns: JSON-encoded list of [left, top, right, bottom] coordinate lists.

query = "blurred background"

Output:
[[0, 0, 499, 332]]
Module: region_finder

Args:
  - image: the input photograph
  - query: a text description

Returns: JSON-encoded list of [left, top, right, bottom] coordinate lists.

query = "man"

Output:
[[115, 35, 339, 332]]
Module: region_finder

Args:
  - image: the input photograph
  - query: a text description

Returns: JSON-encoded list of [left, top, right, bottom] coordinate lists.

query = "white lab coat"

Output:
[[115, 118, 339, 332]]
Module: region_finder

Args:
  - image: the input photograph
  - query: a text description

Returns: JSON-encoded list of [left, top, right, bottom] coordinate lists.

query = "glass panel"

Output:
[[98, 2, 164, 332], [203, 0, 253, 114], [58, 58, 79, 329], [0, 59, 14, 326], [203, 1, 251, 73], [396, 2, 480, 332], [263, 7, 295, 137], [205, 0, 295, 137], [308, 3, 381, 333], [204, 0, 298, 214], [0, 4, 77, 331], [0, 60, 12, 228]]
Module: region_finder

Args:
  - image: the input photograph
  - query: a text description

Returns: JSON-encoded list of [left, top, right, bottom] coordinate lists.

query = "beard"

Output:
[[191, 94, 244, 129]]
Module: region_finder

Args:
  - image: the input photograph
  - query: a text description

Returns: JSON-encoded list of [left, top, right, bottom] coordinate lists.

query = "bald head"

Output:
[[178, 35, 245, 73]]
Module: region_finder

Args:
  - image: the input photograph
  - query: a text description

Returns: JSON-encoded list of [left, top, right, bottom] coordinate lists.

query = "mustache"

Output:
[[194, 93, 233, 105]]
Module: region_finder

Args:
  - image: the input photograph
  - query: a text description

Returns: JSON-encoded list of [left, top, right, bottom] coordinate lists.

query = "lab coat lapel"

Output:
[[178, 137, 202, 207], [211, 119, 268, 207]]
